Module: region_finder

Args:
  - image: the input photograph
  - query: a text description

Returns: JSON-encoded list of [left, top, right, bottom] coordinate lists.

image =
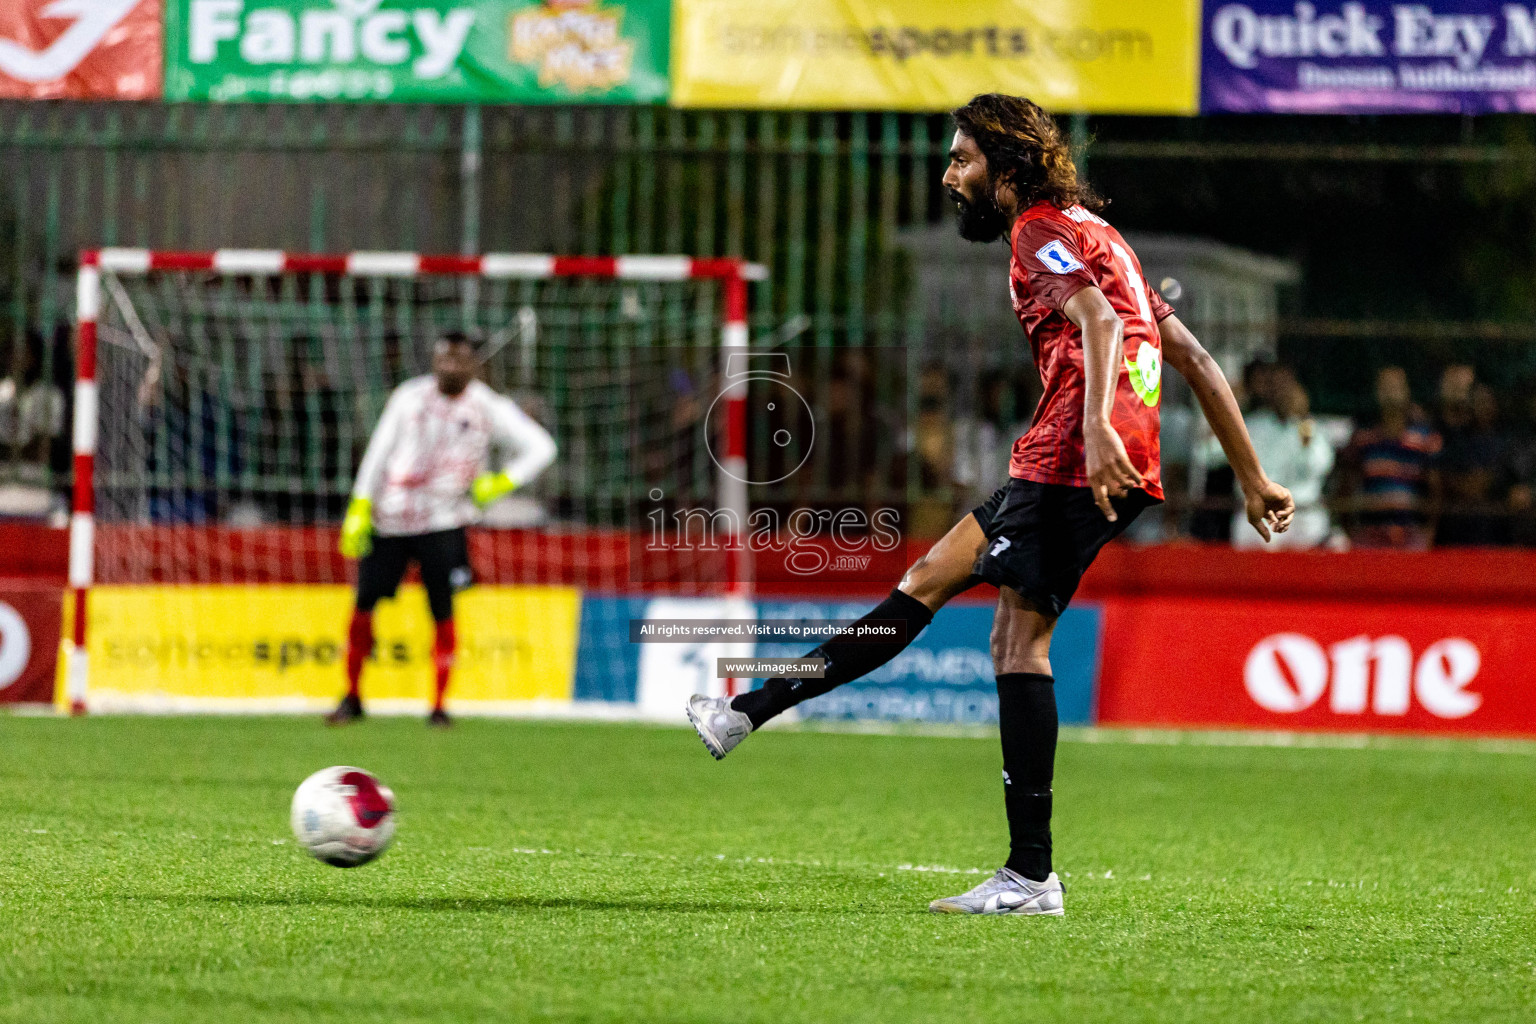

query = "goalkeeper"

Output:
[[329, 330, 557, 727]]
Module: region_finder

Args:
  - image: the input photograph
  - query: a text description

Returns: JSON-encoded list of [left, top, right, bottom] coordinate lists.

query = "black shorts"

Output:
[[355, 527, 473, 622], [970, 479, 1157, 618]]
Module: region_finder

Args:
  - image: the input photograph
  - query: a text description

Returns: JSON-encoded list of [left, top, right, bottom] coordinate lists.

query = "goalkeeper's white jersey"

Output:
[[352, 376, 557, 537]]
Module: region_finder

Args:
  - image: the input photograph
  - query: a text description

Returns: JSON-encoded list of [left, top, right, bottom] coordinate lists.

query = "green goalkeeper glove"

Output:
[[471, 471, 517, 509], [338, 496, 373, 559]]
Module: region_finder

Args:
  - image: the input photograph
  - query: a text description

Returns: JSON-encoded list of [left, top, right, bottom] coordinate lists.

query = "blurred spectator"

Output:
[[1435, 365, 1475, 431], [1505, 385, 1536, 546], [142, 354, 239, 523], [1336, 366, 1441, 550], [1436, 380, 1510, 546], [824, 348, 884, 501], [908, 362, 955, 537], [0, 330, 66, 518], [1232, 365, 1335, 549], [953, 368, 1039, 507]]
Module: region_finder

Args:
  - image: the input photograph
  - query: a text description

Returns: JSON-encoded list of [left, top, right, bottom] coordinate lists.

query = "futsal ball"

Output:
[[290, 766, 396, 867]]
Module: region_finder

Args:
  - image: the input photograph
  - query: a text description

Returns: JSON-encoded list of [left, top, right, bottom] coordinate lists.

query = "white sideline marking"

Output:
[[43, 698, 1536, 756], [793, 719, 1536, 756], [489, 846, 1164, 883], [496, 845, 987, 876]]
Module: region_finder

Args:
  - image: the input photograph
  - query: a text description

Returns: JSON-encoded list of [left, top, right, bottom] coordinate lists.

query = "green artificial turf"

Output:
[[0, 716, 1532, 1023]]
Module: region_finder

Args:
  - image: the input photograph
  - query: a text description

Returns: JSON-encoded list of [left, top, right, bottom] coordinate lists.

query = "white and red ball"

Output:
[[290, 766, 396, 867]]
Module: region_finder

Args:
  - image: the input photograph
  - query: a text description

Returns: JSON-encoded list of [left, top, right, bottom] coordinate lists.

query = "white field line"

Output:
[[481, 845, 1160, 883], [790, 719, 1536, 756], [19, 698, 1536, 755]]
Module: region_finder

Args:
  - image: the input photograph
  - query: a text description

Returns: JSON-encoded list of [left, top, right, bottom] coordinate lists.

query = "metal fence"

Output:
[[5, 102, 1534, 546], [0, 103, 1040, 528]]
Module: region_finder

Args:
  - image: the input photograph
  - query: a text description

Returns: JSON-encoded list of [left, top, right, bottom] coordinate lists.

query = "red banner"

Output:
[[1097, 596, 1536, 737], [0, 0, 161, 100], [0, 581, 61, 704]]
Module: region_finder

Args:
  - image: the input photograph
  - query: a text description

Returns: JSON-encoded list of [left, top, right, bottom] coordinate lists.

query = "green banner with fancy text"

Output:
[[164, 0, 670, 102]]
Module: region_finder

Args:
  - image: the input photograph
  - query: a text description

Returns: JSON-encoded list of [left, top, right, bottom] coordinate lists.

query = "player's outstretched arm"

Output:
[[1159, 314, 1294, 541], [473, 395, 558, 509]]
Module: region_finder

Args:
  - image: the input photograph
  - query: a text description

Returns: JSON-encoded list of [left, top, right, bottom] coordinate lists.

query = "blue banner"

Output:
[[1202, 2, 1536, 113]]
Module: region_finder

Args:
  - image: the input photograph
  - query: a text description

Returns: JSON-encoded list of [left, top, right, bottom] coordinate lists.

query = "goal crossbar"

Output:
[[67, 249, 763, 714]]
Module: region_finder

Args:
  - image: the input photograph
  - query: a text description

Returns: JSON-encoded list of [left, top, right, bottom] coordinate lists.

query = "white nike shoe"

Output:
[[685, 694, 752, 760], [928, 867, 1065, 916]]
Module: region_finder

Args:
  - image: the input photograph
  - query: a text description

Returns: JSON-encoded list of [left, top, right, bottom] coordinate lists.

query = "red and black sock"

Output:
[[345, 610, 374, 699], [433, 619, 456, 712], [997, 671, 1057, 883], [730, 588, 934, 729]]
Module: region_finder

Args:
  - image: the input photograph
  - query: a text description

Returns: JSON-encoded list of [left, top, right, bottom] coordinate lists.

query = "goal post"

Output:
[[66, 248, 763, 714]]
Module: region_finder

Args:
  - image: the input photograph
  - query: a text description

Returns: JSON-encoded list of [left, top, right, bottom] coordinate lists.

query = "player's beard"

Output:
[[947, 184, 1010, 243]]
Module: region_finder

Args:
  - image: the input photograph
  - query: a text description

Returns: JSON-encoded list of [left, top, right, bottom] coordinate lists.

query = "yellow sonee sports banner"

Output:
[[670, 0, 1198, 114], [63, 585, 580, 713]]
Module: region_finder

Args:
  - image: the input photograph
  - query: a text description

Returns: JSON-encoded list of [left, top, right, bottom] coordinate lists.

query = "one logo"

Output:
[[1244, 633, 1482, 719], [1124, 342, 1162, 407], [1034, 239, 1084, 275], [0, 601, 31, 691], [0, 0, 140, 83], [303, 808, 321, 834], [449, 565, 474, 591], [989, 536, 1011, 557]]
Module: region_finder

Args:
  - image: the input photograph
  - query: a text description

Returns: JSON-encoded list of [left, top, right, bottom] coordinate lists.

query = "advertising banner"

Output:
[[1097, 596, 1536, 736], [1202, 1, 1536, 113], [77, 584, 579, 711], [165, 0, 669, 102], [0, 0, 161, 99], [671, 0, 1199, 113], [0, 581, 61, 704]]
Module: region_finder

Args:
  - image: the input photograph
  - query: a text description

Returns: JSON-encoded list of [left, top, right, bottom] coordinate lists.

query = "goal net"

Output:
[[67, 250, 759, 712]]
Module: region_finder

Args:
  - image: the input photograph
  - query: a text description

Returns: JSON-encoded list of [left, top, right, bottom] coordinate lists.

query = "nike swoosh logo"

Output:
[[0, 0, 140, 83], [992, 890, 1031, 911]]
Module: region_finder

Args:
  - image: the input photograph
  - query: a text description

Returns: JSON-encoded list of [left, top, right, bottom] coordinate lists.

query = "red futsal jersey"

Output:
[[1007, 201, 1173, 500]]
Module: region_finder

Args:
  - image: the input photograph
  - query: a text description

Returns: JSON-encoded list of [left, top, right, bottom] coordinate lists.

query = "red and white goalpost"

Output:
[[67, 248, 762, 713]]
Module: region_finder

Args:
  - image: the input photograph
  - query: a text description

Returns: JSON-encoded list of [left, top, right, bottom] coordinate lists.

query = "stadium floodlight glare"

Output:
[[67, 248, 765, 714]]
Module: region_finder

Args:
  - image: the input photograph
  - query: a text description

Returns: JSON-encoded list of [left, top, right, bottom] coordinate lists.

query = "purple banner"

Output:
[[1202, 1, 1536, 113]]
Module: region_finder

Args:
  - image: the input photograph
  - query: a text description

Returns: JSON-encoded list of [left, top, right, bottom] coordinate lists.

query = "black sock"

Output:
[[730, 588, 934, 729], [997, 672, 1057, 883]]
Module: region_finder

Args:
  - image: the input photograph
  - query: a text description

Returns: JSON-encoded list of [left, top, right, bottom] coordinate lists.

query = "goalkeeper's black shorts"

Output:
[[354, 527, 473, 622]]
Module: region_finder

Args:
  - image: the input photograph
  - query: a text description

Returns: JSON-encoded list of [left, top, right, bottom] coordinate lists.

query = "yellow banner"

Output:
[[671, 0, 1198, 113], [69, 584, 579, 710]]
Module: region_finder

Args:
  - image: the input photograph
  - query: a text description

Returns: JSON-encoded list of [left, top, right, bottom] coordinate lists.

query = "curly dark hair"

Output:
[[951, 93, 1105, 213]]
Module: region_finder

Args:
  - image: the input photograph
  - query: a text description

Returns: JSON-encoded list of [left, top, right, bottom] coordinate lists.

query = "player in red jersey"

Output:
[[688, 94, 1293, 915]]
